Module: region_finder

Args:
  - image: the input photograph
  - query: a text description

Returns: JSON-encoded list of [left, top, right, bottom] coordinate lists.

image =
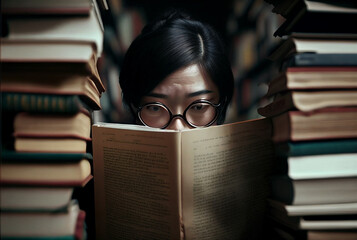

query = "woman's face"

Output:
[[139, 64, 220, 130]]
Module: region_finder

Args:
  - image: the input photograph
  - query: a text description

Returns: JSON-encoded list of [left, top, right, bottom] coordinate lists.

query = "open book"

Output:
[[92, 118, 274, 239]]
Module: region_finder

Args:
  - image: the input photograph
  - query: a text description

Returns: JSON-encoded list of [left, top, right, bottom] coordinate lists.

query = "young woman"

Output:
[[119, 10, 234, 130]]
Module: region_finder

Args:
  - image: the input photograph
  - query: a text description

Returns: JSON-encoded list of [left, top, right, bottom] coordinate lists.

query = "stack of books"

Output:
[[259, 0, 357, 239], [1, 0, 105, 239]]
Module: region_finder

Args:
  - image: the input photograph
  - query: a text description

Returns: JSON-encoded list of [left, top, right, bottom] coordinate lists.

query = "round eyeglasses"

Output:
[[137, 100, 221, 129]]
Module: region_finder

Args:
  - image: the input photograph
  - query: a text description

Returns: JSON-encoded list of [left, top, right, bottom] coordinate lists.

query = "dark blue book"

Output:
[[1, 92, 90, 114], [282, 53, 357, 70]]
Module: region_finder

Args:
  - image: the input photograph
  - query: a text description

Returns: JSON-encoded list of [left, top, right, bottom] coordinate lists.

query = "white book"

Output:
[[1, 200, 80, 237], [1, 187, 73, 211], [288, 153, 357, 179], [5, 1, 104, 56]]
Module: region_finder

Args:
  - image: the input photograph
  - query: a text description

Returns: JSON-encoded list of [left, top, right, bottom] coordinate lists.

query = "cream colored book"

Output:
[[14, 111, 91, 140], [5, 0, 104, 56], [1, 159, 92, 186], [15, 138, 88, 153], [92, 118, 274, 240]]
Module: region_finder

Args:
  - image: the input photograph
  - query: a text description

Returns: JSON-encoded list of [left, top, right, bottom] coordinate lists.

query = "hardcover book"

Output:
[[265, 67, 357, 97], [268, 37, 357, 62], [274, 140, 357, 157], [13, 111, 92, 140], [92, 119, 275, 239], [272, 108, 357, 142], [5, 2, 104, 56], [0, 159, 92, 186], [0, 201, 84, 238], [1, 72, 102, 110], [270, 176, 357, 205], [258, 90, 357, 117], [277, 153, 357, 180], [0, 187, 74, 211], [1, 93, 90, 114]]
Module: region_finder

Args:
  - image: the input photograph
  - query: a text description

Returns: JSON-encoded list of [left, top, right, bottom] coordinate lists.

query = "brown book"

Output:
[[4, 1, 104, 56], [307, 230, 357, 240], [1, 52, 105, 93], [258, 90, 357, 117], [270, 175, 357, 206], [2, 0, 94, 15], [92, 119, 275, 239], [0, 159, 92, 186], [272, 108, 357, 142], [14, 111, 91, 140], [1, 71, 102, 110], [266, 67, 357, 97]]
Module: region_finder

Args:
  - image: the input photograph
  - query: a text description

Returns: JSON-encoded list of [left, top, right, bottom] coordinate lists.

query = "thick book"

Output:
[[272, 226, 357, 240], [306, 231, 357, 240], [2, 93, 89, 114], [277, 153, 357, 180], [0, 187, 74, 211], [270, 175, 357, 205], [269, 212, 357, 231], [258, 90, 357, 117], [1, 71, 102, 110], [272, 108, 357, 142], [13, 111, 91, 140], [272, 1, 357, 37], [266, 0, 357, 19], [268, 37, 357, 62], [275, 139, 357, 157], [0, 39, 97, 63], [0, 159, 92, 186], [92, 119, 275, 239], [265, 67, 357, 97], [2, 53, 105, 93], [2, 0, 94, 15], [267, 199, 357, 217], [0, 200, 82, 238], [5, 1, 104, 56], [14, 137, 88, 153], [1, 210, 87, 240]]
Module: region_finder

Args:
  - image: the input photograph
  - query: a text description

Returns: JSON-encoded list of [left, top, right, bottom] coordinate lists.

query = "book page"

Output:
[[181, 118, 274, 239], [92, 124, 181, 240]]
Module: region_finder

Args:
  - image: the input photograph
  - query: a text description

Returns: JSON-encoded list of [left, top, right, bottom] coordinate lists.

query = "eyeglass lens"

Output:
[[139, 102, 218, 128]]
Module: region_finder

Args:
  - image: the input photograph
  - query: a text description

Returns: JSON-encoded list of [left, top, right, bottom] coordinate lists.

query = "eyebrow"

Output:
[[145, 90, 214, 99], [187, 90, 214, 97]]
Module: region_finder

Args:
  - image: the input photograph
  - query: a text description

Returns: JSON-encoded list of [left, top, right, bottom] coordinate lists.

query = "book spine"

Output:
[[2, 93, 83, 114], [283, 53, 357, 69], [277, 140, 357, 157]]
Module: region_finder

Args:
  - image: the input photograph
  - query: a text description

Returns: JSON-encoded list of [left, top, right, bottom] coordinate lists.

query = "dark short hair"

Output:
[[119, 10, 234, 124]]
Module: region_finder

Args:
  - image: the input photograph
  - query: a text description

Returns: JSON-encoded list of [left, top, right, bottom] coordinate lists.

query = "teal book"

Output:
[[275, 139, 357, 157], [1, 149, 93, 163], [1, 92, 88, 114]]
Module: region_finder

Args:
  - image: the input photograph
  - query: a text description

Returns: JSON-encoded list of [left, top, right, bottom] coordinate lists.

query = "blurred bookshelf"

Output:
[[95, 0, 283, 124]]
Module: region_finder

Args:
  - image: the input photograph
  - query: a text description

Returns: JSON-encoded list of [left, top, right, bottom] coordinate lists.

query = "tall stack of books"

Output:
[[259, 0, 357, 239], [1, 0, 105, 239]]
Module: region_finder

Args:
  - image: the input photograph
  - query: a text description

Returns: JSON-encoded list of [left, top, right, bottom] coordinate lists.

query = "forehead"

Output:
[[152, 64, 217, 95]]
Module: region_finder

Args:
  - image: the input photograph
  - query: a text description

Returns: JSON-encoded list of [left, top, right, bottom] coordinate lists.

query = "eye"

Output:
[[190, 103, 208, 112], [145, 105, 161, 112]]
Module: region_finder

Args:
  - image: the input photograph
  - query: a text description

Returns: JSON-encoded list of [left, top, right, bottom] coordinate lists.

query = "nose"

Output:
[[166, 117, 191, 130]]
